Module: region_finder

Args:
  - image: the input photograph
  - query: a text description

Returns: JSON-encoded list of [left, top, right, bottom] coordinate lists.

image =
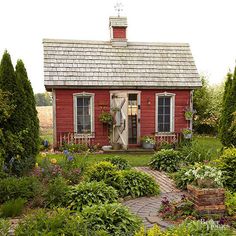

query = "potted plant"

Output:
[[185, 164, 225, 214], [141, 136, 155, 149], [184, 107, 195, 120], [99, 111, 113, 125], [182, 128, 192, 139]]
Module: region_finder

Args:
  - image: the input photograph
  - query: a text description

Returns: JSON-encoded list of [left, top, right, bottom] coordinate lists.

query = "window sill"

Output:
[[155, 132, 176, 136], [74, 133, 95, 139]]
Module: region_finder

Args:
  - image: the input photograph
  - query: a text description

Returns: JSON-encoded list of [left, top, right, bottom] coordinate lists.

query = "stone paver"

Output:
[[123, 167, 186, 229]]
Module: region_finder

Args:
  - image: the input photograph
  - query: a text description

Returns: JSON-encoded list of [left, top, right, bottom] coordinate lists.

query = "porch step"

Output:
[[103, 148, 155, 154]]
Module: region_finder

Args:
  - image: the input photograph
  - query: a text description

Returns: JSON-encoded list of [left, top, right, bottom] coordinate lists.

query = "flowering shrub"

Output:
[[158, 195, 195, 221], [141, 136, 155, 144], [185, 163, 223, 188]]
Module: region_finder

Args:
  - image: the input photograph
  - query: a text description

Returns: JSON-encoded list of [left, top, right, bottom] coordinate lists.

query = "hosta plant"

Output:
[[118, 170, 160, 198], [66, 181, 118, 211], [149, 149, 182, 172], [81, 203, 142, 236], [105, 156, 131, 170]]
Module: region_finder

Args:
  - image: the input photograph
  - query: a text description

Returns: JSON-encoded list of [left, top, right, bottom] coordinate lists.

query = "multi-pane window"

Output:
[[156, 94, 174, 133], [74, 94, 94, 134]]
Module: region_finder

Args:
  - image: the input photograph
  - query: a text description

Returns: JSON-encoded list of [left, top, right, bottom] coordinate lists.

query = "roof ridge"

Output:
[[43, 38, 189, 47]]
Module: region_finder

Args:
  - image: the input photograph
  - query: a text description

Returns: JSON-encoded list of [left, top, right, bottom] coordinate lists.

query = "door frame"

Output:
[[110, 90, 141, 146]]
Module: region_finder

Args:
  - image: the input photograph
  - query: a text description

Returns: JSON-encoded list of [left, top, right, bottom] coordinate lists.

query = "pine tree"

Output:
[[219, 70, 235, 146], [15, 59, 39, 170]]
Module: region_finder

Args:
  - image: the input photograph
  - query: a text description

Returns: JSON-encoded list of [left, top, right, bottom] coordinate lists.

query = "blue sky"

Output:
[[0, 0, 235, 93]]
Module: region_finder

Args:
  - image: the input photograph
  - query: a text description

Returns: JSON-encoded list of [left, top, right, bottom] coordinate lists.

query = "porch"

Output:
[[56, 132, 182, 150]]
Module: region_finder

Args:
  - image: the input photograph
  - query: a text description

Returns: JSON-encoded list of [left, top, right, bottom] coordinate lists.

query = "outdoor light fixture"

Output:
[[147, 97, 151, 105]]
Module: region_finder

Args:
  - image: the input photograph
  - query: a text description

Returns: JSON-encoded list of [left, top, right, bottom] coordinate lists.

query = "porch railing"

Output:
[[155, 132, 182, 147], [57, 132, 95, 147]]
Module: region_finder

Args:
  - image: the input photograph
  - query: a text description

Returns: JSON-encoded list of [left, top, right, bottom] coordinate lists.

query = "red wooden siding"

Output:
[[140, 90, 190, 136], [55, 89, 191, 147], [55, 89, 110, 147]]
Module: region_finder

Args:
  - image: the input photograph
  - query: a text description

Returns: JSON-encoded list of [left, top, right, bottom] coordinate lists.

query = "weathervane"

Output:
[[114, 2, 123, 17]]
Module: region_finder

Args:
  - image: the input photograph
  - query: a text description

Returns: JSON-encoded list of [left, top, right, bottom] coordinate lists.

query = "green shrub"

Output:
[[217, 148, 236, 191], [85, 161, 117, 182], [66, 181, 118, 211], [0, 218, 10, 236], [180, 140, 214, 164], [118, 170, 160, 198], [44, 176, 69, 208], [225, 191, 236, 216], [82, 203, 142, 236], [172, 165, 195, 190], [168, 219, 233, 236], [0, 176, 41, 203], [149, 149, 181, 172], [15, 209, 87, 236], [0, 198, 26, 217], [105, 156, 131, 170]]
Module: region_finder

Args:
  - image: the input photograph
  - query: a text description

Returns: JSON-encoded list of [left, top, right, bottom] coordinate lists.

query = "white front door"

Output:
[[110, 92, 128, 149]]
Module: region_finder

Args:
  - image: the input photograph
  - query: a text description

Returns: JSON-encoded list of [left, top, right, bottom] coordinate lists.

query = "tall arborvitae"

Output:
[[0, 51, 19, 132], [219, 70, 234, 146], [15, 60, 39, 169], [229, 67, 236, 146]]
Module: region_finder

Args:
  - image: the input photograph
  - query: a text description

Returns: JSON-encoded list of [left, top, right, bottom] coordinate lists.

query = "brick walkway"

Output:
[[123, 167, 185, 229]]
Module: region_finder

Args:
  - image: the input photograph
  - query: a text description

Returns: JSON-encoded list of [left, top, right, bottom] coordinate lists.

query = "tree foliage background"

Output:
[[193, 75, 224, 135], [35, 92, 52, 106]]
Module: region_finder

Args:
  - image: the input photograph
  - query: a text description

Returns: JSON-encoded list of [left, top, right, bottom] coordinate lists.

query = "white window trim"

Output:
[[73, 92, 95, 137], [155, 92, 175, 133]]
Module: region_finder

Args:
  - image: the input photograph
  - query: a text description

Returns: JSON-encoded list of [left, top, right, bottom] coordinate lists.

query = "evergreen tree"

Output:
[[219, 70, 235, 146], [15, 60, 39, 170], [0, 51, 20, 132]]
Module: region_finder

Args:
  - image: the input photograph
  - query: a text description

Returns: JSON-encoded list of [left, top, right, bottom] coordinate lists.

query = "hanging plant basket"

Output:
[[185, 111, 194, 120], [183, 133, 192, 139], [99, 112, 113, 125]]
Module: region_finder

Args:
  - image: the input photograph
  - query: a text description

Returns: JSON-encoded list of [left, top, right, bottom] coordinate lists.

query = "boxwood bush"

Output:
[[66, 181, 118, 211], [149, 149, 182, 172], [82, 203, 142, 236], [105, 156, 131, 170], [0, 176, 41, 203]]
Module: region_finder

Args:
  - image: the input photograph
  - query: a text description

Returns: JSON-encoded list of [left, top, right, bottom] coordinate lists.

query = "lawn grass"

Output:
[[37, 153, 152, 167], [194, 135, 223, 158]]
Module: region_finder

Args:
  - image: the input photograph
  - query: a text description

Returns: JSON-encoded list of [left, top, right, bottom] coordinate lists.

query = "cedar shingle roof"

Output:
[[43, 39, 201, 90]]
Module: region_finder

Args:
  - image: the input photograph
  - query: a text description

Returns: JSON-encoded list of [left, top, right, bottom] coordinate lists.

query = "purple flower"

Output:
[[41, 168, 45, 173], [63, 150, 69, 156], [67, 156, 74, 161], [9, 157, 15, 165]]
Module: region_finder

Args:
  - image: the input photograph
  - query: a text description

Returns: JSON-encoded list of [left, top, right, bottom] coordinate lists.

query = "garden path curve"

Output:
[[123, 167, 185, 229]]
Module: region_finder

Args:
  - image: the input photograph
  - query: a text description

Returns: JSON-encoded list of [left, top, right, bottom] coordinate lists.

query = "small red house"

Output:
[[43, 16, 201, 149]]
